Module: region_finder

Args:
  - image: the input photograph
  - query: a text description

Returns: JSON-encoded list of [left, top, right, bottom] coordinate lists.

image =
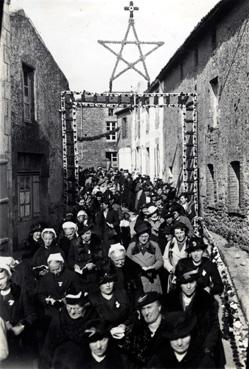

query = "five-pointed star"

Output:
[[98, 25, 164, 83]]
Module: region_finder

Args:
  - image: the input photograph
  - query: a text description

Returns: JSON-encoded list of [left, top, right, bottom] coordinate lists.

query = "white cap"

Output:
[[108, 243, 126, 258], [47, 253, 64, 263], [147, 205, 158, 216], [0, 262, 12, 276], [62, 221, 78, 231], [41, 228, 57, 240], [77, 210, 87, 218], [0, 256, 17, 269]]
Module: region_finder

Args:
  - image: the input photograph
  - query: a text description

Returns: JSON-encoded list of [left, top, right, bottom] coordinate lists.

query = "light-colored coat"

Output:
[[127, 240, 163, 293]]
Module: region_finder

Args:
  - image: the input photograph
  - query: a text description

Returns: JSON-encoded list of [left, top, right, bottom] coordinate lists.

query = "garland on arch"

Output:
[[77, 127, 120, 142]]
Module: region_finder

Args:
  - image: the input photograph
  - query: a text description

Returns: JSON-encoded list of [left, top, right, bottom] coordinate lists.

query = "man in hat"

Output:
[[127, 222, 163, 294], [39, 291, 97, 369], [176, 236, 223, 295], [165, 264, 225, 369], [148, 311, 215, 369], [82, 319, 128, 369], [121, 292, 168, 368]]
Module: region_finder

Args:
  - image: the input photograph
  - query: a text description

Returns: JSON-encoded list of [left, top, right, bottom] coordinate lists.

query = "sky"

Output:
[[10, 0, 220, 93]]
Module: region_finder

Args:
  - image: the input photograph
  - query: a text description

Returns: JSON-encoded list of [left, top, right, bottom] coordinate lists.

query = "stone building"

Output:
[[0, 0, 12, 254], [124, 0, 249, 247], [115, 107, 132, 171], [0, 6, 69, 253], [76, 106, 118, 170]]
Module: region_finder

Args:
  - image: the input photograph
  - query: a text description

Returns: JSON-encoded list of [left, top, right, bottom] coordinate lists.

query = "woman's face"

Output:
[[99, 281, 114, 295], [170, 335, 191, 354], [0, 270, 10, 290], [48, 261, 63, 275], [42, 232, 54, 247], [111, 253, 126, 268], [81, 230, 91, 243], [138, 232, 150, 244], [174, 228, 186, 242], [89, 337, 109, 357], [181, 280, 197, 297], [33, 231, 41, 242], [66, 303, 84, 319]]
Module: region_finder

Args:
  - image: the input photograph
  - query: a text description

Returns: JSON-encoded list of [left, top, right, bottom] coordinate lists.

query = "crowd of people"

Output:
[[0, 166, 229, 369]]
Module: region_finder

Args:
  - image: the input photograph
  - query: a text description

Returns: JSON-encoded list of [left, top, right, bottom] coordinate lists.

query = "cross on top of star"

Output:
[[124, 1, 139, 19]]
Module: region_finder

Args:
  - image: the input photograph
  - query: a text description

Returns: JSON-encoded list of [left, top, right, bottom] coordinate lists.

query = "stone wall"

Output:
[[0, 0, 12, 254], [157, 0, 249, 247], [76, 106, 118, 170], [10, 10, 69, 247]]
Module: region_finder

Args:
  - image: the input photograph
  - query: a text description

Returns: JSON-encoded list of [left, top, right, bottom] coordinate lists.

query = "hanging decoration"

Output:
[[77, 127, 120, 142]]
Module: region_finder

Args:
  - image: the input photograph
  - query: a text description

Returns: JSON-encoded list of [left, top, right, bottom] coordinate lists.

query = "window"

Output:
[[228, 161, 240, 209], [106, 152, 118, 168], [122, 117, 128, 139], [106, 121, 117, 141], [108, 108, 114, 116], [23, 63, 35, 122], [206, 164, 215, 205], [18, 174, 40, 219], [209, 77, 219, 128]]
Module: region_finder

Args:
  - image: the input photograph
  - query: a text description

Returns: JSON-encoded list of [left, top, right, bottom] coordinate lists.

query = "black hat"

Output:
[[65, 291, 89, 306], [171, 203, 185, 215], [84, 319, 110, 342], [30, 223, 43, 233], [136, 292, 162, 309], [162, 311, 197, 340], [175, 264, 199, 284], [160, 224, 173, 236], [187, 236, 207, 253], [78, 224, 92, 236], [97, 269, 117, 285], [134, 221, 151, 236], [173, 221, 188, 232]]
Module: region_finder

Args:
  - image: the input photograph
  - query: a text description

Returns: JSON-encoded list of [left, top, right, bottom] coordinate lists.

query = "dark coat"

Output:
[[58, 236, 78, 261], [109, 258, 143, 305], [39, 305, 97, 369], [37, 268, 80, 317], [165, 287, 225, 368], [95, 208, 120, 237], [89, 288, 131, 327], [32, 244, 64, 277], [122, 315, 169, 368], [0, 282, 36, 327], [80, 343, 129, 369], [176, 257, 224, 295], [67, 234, 103, 270], [147, 339, 215, 369]]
